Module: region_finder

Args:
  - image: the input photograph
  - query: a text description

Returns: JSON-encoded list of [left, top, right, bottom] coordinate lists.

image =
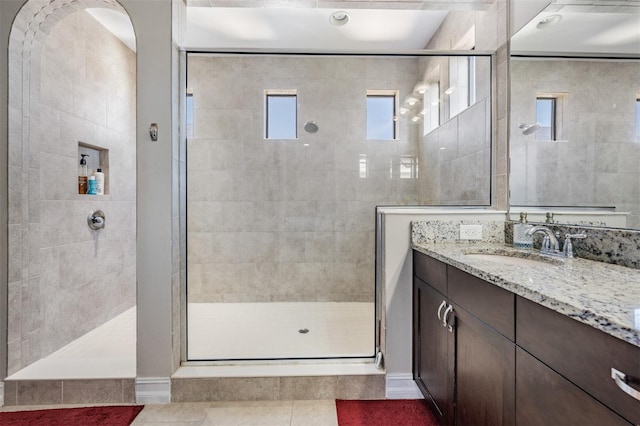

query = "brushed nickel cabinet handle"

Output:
[[437, 300, 447, 321], [611, 368, 640, 401], [443, 305, 454, 332]]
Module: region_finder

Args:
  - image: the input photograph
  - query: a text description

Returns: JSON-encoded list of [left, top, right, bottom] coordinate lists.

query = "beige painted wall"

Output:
[[6, 8, 136, 374]]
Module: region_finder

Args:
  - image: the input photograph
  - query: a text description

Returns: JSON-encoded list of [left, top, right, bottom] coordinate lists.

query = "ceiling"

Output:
[[86, 8, 137, 51], [86, 1, 640, 55], [511, 6, 640, 55], [184, 7, 448, 50]]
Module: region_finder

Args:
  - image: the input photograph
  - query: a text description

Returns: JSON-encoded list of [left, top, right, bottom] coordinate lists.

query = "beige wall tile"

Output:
[[16, 380, 62, 405], [336, 375, 385, 400], [62, 379, 126, 404], [279, 376, 337, 400]]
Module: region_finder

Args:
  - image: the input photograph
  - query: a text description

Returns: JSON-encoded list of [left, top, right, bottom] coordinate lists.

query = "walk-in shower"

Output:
[[185, 52, 492, 362], [6, 2, 137, 379]]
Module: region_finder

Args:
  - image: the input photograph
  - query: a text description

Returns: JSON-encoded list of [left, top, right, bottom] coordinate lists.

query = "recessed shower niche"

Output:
[[78, 142, 109, 195]]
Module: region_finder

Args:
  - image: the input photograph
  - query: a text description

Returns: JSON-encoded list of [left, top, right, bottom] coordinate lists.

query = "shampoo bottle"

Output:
[[87, 175, 97, 195], [513, 212, 534, 249], [78, 154, 89, 194], [94, 168, 105, 195]]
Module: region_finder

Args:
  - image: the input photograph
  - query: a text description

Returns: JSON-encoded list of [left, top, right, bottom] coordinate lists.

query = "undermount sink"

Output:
[[462, 250, 564, 267]]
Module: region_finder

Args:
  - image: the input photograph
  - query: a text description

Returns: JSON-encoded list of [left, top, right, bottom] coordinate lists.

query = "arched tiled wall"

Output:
[[8, 0, 136, 374]]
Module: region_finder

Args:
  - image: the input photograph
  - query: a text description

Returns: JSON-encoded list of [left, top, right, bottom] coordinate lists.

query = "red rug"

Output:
[[0, 405, 144, 426], [336, 399, 437, 426]]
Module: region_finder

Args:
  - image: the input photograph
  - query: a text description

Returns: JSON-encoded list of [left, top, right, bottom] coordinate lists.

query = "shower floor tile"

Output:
[[187, 302, 375, 360], [6, 307, 136, 380]]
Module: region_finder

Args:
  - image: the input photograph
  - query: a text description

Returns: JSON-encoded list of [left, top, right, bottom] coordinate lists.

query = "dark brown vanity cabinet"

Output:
[[413, 250, 639, 426], [413, 253, 453, 425], [413, 251, 516, 426], [516, 296, 639, 425], [515, 347, 630, 426]]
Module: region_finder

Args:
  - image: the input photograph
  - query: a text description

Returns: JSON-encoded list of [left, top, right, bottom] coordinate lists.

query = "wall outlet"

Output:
[[460, 224, 483, 240]]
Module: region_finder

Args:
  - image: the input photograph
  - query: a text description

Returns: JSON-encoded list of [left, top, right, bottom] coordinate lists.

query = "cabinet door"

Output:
[[455, 305, 515, 426], [516, 296, 640, 424], [413, 277, 454, 425], [516, 347, 631, 426]]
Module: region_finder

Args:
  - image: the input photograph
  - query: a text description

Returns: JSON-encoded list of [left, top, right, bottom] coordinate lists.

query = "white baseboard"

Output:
[[385, 373, 423, 399], [135, 377, 171, 404], [0, 382, 4, 407]]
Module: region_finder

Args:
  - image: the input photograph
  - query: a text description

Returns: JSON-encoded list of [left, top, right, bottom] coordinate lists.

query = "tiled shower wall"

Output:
[[416, 56, 492, 205], [7, 8, 136, 374], [186, 54, 494, 303], [187, 55, 421, 303], [510, 59, 640, 229]]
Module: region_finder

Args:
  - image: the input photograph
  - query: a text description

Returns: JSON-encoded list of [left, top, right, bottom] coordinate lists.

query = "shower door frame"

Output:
[[180, 49, 495, 365]]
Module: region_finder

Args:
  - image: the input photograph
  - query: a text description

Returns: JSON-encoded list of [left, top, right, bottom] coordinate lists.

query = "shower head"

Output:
[[304, 121, 319, 134], [519, 123, 540, 135]]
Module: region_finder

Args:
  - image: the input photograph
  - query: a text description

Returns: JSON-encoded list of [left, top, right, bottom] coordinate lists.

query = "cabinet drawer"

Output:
[[447, 266, 514, 341], [516, 347, 631, 425], [413, 251, 447, 295], [517, 296, 640, 425]]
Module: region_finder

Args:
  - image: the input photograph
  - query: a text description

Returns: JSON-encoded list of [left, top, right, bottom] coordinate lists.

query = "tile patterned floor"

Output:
[[132, 400, 338, 426], [0, 400, 339, 426]]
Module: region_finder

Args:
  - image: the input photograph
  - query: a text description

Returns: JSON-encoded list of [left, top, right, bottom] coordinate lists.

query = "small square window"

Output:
[[367, 93, 397, 140], [266, 92, 297, 139]]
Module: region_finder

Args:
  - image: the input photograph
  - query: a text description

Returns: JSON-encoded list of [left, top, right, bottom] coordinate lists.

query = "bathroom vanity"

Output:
[[412, 243, 640, 426]]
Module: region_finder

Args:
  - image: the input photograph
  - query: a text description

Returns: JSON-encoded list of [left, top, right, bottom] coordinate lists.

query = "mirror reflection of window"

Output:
[[186, 91, 194, 139], [359, 154, 368, 178], [636, 98, 640, 140], [536, 97, 556, 140], [400, 155, 419, 179]]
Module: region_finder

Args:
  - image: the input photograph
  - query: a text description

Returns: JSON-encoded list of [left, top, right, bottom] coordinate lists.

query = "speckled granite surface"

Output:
[[505, 222, 640, 269], [411, 241, 640, 347], [411, 220, 505, 244]]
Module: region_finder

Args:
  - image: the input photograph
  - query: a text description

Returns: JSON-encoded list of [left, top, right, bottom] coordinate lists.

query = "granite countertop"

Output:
[[411, 242, 640, 347]]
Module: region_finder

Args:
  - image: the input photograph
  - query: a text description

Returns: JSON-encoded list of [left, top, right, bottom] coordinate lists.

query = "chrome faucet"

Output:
[[526, 226, 560, 255]]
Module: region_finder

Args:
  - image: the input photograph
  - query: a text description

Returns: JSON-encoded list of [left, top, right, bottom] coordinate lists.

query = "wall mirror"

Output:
[[509, 0, 640, 230]]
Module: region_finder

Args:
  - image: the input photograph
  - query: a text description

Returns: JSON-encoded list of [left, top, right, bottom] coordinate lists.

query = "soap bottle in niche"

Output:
[[87, 175, 97, 195], [94, 168, 104, 195], [513, 212, 534, 249], [78, 154, 89, 194]]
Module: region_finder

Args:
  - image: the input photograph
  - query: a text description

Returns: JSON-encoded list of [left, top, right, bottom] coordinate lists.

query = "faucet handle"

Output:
[[563, 233, 587, 258], [541, 235, 551, 252], [567, 233, 587, 239]]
